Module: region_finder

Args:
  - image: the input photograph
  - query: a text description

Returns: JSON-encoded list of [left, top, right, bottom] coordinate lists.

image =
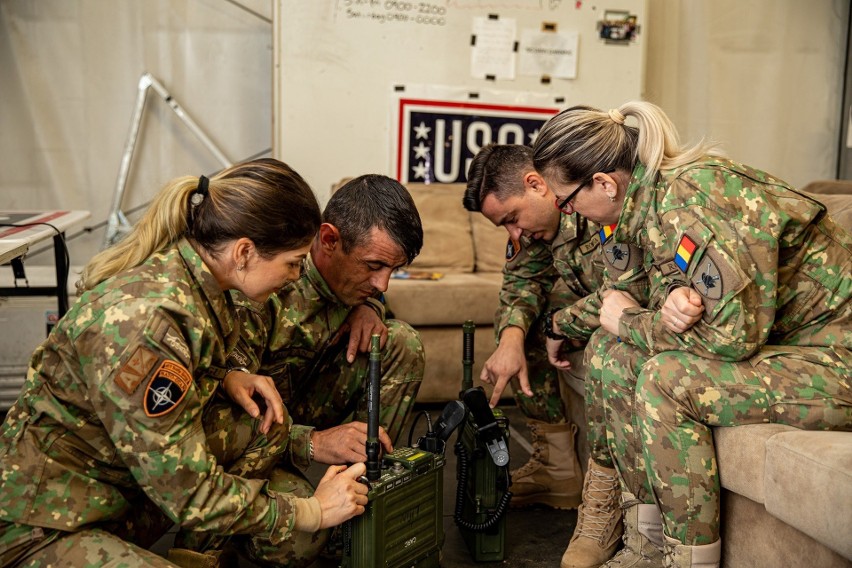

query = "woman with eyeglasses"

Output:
[[532, 102, 852, 568], [0, 159, 370, 567]]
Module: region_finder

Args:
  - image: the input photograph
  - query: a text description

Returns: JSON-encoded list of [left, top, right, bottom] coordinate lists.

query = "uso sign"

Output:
[[395, 98, 559, 184]]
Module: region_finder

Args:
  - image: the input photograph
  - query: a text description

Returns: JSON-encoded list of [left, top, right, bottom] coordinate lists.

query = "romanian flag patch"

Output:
[[674, 234, 697, 273], [598, 223, 617, 244]]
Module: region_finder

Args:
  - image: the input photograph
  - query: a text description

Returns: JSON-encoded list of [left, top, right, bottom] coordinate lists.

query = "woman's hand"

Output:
[[313, 463, 370, 528], [600, 289, 640, 335], [222, 370, 284, 434], [661, 286, 704, 333]]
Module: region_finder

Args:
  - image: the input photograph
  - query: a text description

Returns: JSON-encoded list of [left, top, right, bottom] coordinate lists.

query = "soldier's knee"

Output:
[[384, 319, 425, 369]]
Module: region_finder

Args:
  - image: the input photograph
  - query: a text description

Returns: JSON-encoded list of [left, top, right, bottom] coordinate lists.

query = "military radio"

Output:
[[341, 334, 463, 568], [454, 321, 513, 562]]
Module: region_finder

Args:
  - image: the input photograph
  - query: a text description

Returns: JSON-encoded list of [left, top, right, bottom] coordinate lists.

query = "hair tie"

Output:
[[190, 175, 209, 207], [608, 108, 626, 125]]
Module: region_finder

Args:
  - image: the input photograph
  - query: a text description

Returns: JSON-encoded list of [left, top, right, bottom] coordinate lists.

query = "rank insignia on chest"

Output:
[[144, 359, 192, 417], [691, 258, 723, 300], [674, 234, 697, 273], [505, 237, 521, 262], [598, 223, 617, 244]]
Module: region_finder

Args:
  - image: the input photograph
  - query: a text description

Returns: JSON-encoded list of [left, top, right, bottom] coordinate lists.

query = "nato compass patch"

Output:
[[691, 258, 723, 300], [144, 359, 192, 417], [505, 237, 521, 262]]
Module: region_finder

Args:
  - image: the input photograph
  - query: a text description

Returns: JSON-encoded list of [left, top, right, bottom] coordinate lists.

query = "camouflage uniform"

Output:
[[206, 256, 424, 566], [496, 212, 607, 422], [0, 239, 307, 567], [596, 159, 852, 545]]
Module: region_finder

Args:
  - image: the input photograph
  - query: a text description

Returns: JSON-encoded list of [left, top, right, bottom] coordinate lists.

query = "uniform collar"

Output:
[[303, 255, 345, 306], [177, 237, 238, 343], [551, 211, 581, 249], [615, 162, 654, 244]]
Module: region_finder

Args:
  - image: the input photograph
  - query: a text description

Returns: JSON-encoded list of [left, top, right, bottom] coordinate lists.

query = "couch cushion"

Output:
[[405, 183, 475, 273], [384, 272, 503, 326], [714, 423, 797, 504], [764, 430, 852, 559], [802, 179, 852, 231], [470, 213, 511, 272]]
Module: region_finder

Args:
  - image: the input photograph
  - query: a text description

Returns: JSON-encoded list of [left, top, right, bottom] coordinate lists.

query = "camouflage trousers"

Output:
[[0, 524, 177, 567], [587, 327, 852, 545], [174, 401, 325, 567], [273, 320, 424, 445], [0, 399, 293, 568], [512, 315, 586, 424]]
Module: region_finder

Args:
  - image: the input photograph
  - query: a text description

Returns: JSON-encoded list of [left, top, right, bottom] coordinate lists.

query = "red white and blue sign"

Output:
[[395, 98, 559, 184]]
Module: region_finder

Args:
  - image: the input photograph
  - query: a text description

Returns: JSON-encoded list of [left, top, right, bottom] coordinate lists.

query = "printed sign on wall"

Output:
[[394, 96, 559, 184]]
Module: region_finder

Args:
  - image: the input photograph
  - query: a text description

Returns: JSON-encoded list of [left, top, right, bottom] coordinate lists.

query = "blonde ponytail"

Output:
[[79, 176, 197, 291], [533, 101, 720, 187]]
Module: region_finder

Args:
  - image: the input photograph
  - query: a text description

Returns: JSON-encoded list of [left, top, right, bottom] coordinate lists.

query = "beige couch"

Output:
[[381, 179, 852, 567]]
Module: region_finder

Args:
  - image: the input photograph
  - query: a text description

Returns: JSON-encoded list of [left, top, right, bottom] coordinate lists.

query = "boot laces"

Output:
[[575, 467, 618, 543]]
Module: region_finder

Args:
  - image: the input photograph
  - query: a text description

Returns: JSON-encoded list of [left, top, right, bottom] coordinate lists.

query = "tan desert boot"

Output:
[[561, 459, 623, 568], [167, 548, 223, 568], [511, 420, 584, 509], [663, 536, 721, 568], [602, 491, 664, 567]]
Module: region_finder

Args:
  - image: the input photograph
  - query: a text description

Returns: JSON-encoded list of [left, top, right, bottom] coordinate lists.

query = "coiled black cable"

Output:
[[453, 441, 512, 531]]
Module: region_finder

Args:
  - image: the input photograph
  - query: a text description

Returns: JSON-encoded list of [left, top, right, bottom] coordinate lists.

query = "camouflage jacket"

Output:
[[502, 212, 648, 342], [229, 256, 355, 442], [616, 158, 852, 360], [0, 239, 299, 544]]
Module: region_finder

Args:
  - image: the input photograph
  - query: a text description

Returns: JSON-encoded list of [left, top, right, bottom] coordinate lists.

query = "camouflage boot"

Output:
[[662, 536, 721, 568], [601, 492, 664, 567], [167, 548, 224, 568], [561, 459, 623, 568], [510, 420, 583, 509]]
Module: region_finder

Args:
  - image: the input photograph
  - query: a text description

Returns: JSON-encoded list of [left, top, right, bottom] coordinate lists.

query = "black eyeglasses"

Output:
[[554, 178, 590, 214]]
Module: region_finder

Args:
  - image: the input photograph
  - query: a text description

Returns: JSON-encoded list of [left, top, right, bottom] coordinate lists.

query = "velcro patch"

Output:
[[114, 346, 159, 395], [603, 242, 631, 271], [598, 223, 617, 245], [144, 360, 192, 417], [691, 257, 723, 300], [674, 234, 697, 273], [505, 237, 521, 262]]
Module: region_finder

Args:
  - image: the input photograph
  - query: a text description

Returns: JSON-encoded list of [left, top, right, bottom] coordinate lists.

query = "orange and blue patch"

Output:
[[599, 223, 617, 244], [674, 234, 697, 272]]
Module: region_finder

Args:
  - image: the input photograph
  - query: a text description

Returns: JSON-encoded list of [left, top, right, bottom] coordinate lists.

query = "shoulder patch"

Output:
[[603, 243, 631, 271], [691, 256, 723, 300], [144, 360, 192, 417], [505, 237, 521, 262], [598, 223, 617, 245], [674, 234, 697, 273], [115, 346, 159, 395]]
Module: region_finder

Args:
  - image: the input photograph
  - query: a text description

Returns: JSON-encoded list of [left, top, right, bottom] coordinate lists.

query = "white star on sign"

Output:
[[412, 161, 429, 179], [413, 122, 432, 139], [528, 128, 540, 145], [413, 142, 431, 159]]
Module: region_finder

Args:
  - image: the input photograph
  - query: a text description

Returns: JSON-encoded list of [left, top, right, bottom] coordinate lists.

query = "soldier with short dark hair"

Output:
[[534, 101, 852, 568], [0, 159, 371, 567], [202, 174, 427, 565]]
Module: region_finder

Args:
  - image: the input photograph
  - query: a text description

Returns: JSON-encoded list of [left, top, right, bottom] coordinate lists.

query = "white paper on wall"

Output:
[[518, 29, 579, 79], [471, 16, 517, 80]]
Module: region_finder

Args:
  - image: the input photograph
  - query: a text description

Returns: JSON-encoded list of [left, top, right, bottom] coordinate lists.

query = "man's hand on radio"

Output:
[[314, 463, 369, 528], [311, 422, 394, 464], [480, 326, 532, 408]]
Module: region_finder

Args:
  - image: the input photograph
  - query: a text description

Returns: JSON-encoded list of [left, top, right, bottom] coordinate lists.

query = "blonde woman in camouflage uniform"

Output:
[[533, 101, 852, 568], [0, 159, 370, 567], [464, 144, 696, 567], [203, 175, 424, 564]]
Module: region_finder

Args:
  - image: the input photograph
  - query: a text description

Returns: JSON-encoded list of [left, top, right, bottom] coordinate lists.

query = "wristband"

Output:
[[542, 307, 567, 340], [227, 366, 251, 375]]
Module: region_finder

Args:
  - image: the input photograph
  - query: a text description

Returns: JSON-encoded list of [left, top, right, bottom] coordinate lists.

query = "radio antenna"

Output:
[[366, 333, 382, 481]]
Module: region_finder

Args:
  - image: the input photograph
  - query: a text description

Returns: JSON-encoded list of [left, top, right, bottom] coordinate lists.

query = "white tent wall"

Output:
[[0, 0, 273, 268]]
